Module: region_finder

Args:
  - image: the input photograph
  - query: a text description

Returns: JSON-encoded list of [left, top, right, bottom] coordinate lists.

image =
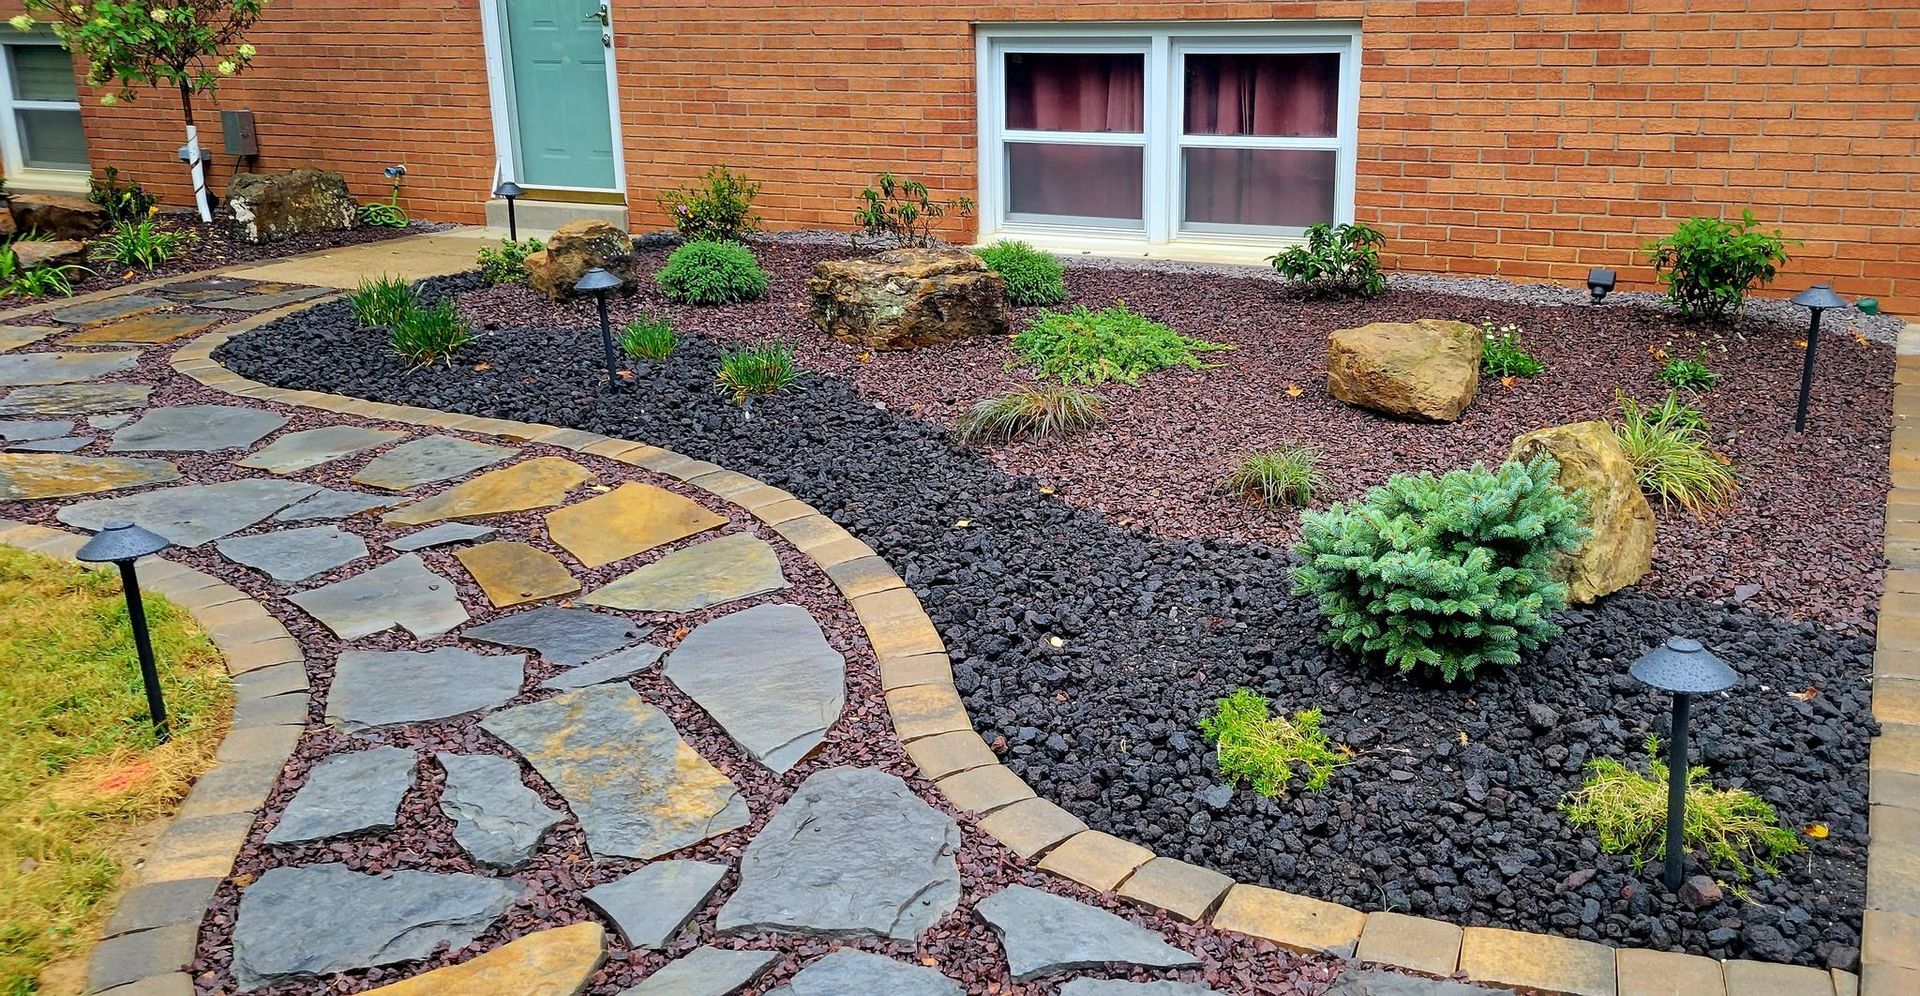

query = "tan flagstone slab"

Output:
[[0, 452, 180, 500], [0, 325, 59, 351], [383, 456, 593, 527], [1212, 884, 1367, 958], [1036, 829, 1152, 892], [546, 481, 726, 570], [1458, 925, 1615, 996], [1354, 910, 1464, 978], [1115, 856, 1234, 923], [455, 540, 582, 608], [582, 531, 787, 611], [0, 383, 151, 415], [1615, 947, 1724, 996], [61, 312, 218, 346], [359, 922, 605, 995]]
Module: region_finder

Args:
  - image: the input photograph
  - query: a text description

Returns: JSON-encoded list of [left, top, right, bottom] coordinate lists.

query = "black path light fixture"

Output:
[[1789, 283, 1848, 433], [494, 180, 525, 242], [1586, 268, 1617, 304], [76, 521, 175, 744], [1629, 636, 1739, 892], [576, 266, 624, 392]]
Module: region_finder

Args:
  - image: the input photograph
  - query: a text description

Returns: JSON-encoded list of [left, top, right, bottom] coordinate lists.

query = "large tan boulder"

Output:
[[1509, 420, 1655, 604], [1326, 319, 1482, 421], [225, 168, 357, 244], [807, 248, 1009, 350], [9, 193, 105, 240], [524, 220, 636, 300], [12, 239, 87, 270]]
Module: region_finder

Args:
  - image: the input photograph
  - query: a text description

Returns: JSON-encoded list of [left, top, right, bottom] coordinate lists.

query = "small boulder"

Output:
[[1326, 319, 1481, 421], [1678, 875, 1722, 910], [9, 193, 105, 240], [1508, 420, 1654, 603], [224, 168, 358, 244], [807, 248, 1009, 350], [524, 220, 636, 300], [12, 239, 87, 270]]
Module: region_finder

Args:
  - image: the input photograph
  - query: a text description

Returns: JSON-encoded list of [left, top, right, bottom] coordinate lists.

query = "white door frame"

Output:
[[479, 0, 627, 197]]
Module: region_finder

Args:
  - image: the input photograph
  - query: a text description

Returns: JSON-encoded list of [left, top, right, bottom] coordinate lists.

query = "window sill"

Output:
[[6, 169, 89, 195], [979, 226, 1296, 269]]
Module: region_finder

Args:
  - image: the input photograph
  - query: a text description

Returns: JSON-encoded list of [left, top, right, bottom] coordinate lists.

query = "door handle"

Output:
[[584, 2, 608, 25]]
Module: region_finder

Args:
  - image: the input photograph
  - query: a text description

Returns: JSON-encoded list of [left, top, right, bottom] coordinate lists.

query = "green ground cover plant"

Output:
[[973, 240, 1066, 306], [1480, 320, 1544, 378], [1012, 304, 1230, 385], [475, 236, 544, 285], [1199, 689, 1346, 797], [1657, 354, 1720, 391]]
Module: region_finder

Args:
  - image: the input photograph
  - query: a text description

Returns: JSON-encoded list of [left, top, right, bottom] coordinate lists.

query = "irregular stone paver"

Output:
[[237, 425, 405, 474], [539, 643, 665, 691], [771, 950, 963, 996], [60, 312, 217, 346], [0, 325, 58, 351], [198, 286, 335, 312], [0, 383, 150, 415], [215, 525, 368, 582], [975, 885, 1202, 982], [327, 648, 525, 731], [0, 417, 72, 441], [388, 522, 497, 551], [48, 293, 170, 326], [384, 456, 593, 527], [666, 603, 845, 772], [154, 276, 262, 300], [0, 350, 140, 386], [87, 413, 133, 430], [264, 747, 416, 845], [436, 753, 564, 871], [58, 478, 318, 545], [271, 486, 394, 522], [546, 481, 727, 569], [0, 451, 180, 500], [1060, 982, 1222, 996], [584, 860, 729, 949], [717, 766, 958, 941], [454, 540, 582, 608], [288, 554, 469, 639], [480, 683, 749, 860], [620, 947, 778, 996], [584, 532, 789, 612], [108, 404, 288, 452], [6, 435, 89, 452], [359, 922, 605, 996], [229, 863, 520, 991], [463, 605, 642, 665], [351, 435, 514, 492]]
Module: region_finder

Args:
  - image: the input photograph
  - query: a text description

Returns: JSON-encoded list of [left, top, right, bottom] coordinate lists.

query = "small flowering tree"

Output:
[[11, 2, 266, 222]]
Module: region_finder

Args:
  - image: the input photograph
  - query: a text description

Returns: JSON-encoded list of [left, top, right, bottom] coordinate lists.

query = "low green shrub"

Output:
[[1611, 392, 1738, 514], [656, 166, 760, 242], [1562, 735, 1803, 880], [1269, 222, 1387, 297], [1480, 320, 1544, 378], [656, 239, 769, 306], [1227, 447, 1328, 509], [1199, 689, 1346, 797], [1646, 210, 1794, 323], [90, 219, 191, 271], [0, 247, 87, 298], [87, 167, 156, 226], [1657, 354, 1720, 391], [716, 342, 796, 401], [348, 275, 416, 329], [1291, 457, 1590, 682], [620, 316, 677, 361], [388, 299, 471, 368], [973, 240, 1066, 307], [1012, 304, 1230, 386], [853, 172, 973, 248], [475, 236, 545, 285], [955, 385, 1102, 444]]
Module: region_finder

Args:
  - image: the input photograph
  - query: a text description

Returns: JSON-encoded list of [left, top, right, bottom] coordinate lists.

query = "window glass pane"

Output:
[[1007, 142, 1143, 223], [1005, 53, 1144, 133], [9, 44, 77, 102], [1184, 53, 1340, 138], [1183, 147, 1336, 229], [18, 109, 87, 170]]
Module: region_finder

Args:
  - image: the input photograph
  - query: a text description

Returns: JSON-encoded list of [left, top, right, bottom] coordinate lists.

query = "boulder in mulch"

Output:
[[10, 239, 86, 270], [1326, 318, 1481, 421], [524, 219, 636, 300], [806, 248, 1009, 350], [1508, 420, 1654, 603], [224, 168, 358, 244], [8, 192, 105, 240]]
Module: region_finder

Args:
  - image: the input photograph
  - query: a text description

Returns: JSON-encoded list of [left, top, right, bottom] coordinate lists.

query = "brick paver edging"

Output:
[[0, 518, 306, 996], [173, 298, 1881, 996]]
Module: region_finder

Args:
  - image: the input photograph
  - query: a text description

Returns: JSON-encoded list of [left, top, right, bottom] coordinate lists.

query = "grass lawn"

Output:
[[0, 547, 230, 995]]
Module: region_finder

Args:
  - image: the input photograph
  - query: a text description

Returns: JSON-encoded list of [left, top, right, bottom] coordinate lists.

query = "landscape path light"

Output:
[[1628, 636, 1739, 892], [575, 266, 624, 392], [76, 520, 175, 744], [1586, 268, 1616, 304], [1789, 283, 1847, 432], [494, 180, 525, 242]]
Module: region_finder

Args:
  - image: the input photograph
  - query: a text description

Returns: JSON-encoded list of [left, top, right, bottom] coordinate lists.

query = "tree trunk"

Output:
[[178, 84, 212, 223]]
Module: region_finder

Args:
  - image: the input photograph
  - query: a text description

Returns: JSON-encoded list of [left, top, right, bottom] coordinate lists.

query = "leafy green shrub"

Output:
[[620, 316, 677, 361], [475, 236, 545, 285], [655, 239, 769, 306], [716, 342, 796, 401], [973, 240, 1066, 307], [1290, 457, 1590, 682], [86, 166, 156, 225], [1012, 304, 1231, 386], [90, 219, 191, 270], [1657, 354, 1720, 391], [853, 172, 973, 248], [0, 247, 87, 298], [656, 166, 759, 242], [955, 385, 1102, 444], [1228, 447, 1328, 509], [349, 275, 416, 329], [1269, 222, 1387, 297], [388, 299, 471, 368], [1480, 320, 1544, 378], [1199, 689, 1346, 797], [1562, 735, 1803, 880], [1611, 392, 1738, 514], [1646, 210, 1794, 323]]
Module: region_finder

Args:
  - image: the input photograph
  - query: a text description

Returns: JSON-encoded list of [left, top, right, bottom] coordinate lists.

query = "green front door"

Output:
[[503, 0, 616, 190]]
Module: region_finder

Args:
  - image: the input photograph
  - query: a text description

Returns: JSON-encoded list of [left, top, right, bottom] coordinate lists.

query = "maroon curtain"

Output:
[[1184, 54, 1340, 227], [1005, 53, 1145, 220]]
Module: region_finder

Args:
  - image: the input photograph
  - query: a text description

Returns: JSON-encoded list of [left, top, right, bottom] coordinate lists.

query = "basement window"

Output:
[[0, 33, 88, 179]]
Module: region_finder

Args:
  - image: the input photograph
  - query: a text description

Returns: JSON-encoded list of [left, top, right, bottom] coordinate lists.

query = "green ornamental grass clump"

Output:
[[620, 316, 677, 361], [91, 218, 192, 270], [349, 275, 416, 329], [1290, 457, 1590, 682], [973, 240, 1067, 307], [1611, 391, 1739, 514], [1013, 304, 1231, 386], [954, 385, 1102, 444], [656, 239, 769, 306], [388, 299, 471, 368], [716, 342, 796, 401], [1199, 689, 1346, 797], [0, 246, 88, 298], [1227, 446, 1327, 509]]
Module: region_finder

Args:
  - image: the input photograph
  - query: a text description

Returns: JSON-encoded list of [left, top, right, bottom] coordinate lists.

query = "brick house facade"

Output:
[[1, 0, 1914, 312]]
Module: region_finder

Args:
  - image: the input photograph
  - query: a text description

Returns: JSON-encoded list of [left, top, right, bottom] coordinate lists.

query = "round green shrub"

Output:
[[973, 239, 1067, 306], [654, 239, 769, 306]]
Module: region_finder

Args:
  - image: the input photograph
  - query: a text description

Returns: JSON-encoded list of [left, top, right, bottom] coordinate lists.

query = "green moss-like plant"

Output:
[[1012, 304, 1231, 386], [655, 239, 769, 306], [973, 240, 1066, 307], [1199, 689, 1346, 797]]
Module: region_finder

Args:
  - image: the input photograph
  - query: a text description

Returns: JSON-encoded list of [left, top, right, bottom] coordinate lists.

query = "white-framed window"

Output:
[[977, 22, 1360, 248], [0, 31, 88, 184]]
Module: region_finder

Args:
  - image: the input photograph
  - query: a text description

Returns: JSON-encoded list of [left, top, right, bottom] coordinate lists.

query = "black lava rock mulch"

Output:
[[216, 276, 1873, 969]]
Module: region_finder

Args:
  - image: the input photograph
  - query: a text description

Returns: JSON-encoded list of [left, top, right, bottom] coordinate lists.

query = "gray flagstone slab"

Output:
[[770, 950, 962, 996], [387, 522, 496, 552], [584, 860, 728, 949], [436, 753, 563, 871], [5, 435, 89, 452], [237, 425, 405, 474], [664, 603, 844, 773], [108, 404, 288, 453], [974, 884, 1201, 981], [327, 647, 524, 731], [57, 478, 319, 545], [0, 350, 139, 386], [463, 605, 643, 666], [59, 312, 218, 346], [48, 293, 170, 326], [1059, 982, 1223, 996], [0, 418, 73, 440], [271, 486, 394, 522], [0, 383, 150, 415], [583, 532, 789, 613], [197, 286, 334, 312], [287, 554, 468, 640], [264, 746, 415, 845], [618, 947, 778, 996], [215, 525, 368, 582], [0, 325, 59, 352], [539, 643, 665, 691], [351, 435, 515, 492], [86, 413, 134, 429]]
